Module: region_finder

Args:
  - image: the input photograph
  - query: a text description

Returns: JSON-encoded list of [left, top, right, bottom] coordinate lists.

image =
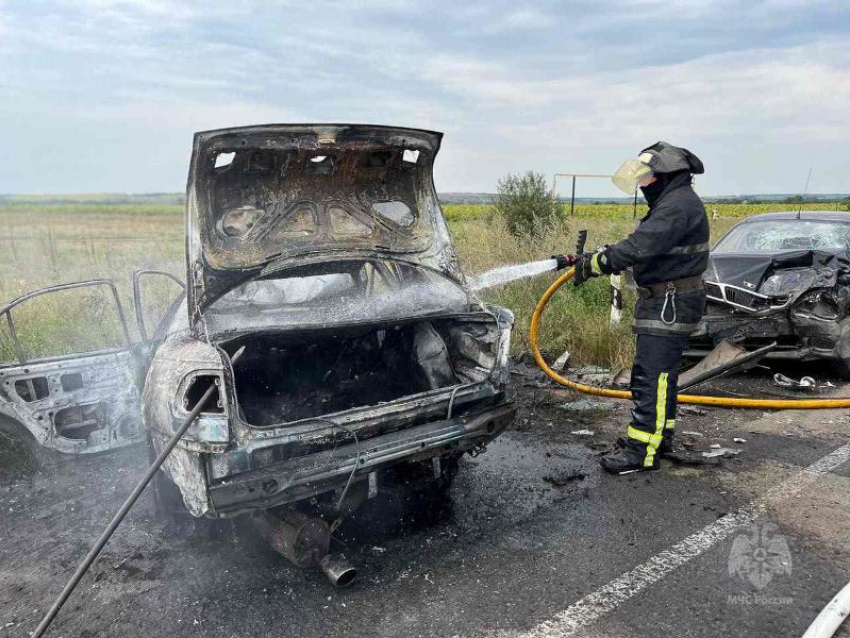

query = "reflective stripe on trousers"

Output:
[[626, 333, 688, 466], [644, 372, 668, 467]]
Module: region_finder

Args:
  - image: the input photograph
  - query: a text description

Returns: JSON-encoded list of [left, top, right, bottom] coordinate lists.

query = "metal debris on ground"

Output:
[[573, 366, 613, 385], [682, 431, 705, 438], [678, 339, 775, 391], [702, 447, 742, 458], [552, 349, 571, 371], [561, 398, 615, 411], [709, 443, 721, 449], [680, 405, 708, 416], [570, 429, 596, 436], [612, 368, 631, 387], [733, 437, 747, 444], [773, 373, 817, 390]]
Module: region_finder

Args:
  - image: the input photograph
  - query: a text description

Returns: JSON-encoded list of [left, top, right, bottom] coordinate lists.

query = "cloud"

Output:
[[0, 0, 848, 195], [485, 8, 553, 33]]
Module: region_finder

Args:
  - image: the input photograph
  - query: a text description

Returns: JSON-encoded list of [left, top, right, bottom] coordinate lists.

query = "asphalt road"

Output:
[[1, 369, 850, 638]]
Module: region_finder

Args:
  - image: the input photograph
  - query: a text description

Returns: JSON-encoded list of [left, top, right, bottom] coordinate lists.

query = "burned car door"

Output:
[[132, 269, 187, 384], [0, 280, 145, 453], [132, 270, 186, 339]]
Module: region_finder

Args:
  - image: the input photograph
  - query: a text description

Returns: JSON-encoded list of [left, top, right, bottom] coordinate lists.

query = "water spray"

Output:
[[470, 230, 587, 291]]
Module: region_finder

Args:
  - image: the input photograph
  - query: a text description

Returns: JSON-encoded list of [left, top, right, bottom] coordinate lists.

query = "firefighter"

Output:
[[574, 142, 709, 474]]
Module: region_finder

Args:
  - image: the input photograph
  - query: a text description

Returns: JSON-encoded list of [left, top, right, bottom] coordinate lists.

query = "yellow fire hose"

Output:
[[530, 267, 850, 409]]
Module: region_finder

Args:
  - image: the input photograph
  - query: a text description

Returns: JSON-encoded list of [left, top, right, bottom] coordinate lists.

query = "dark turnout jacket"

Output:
[[605, 171, 710, 336]]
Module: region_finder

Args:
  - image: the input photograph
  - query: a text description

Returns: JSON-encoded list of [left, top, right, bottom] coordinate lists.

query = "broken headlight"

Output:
[[793, 290, 840, 321], [759, 268, 816, 297]]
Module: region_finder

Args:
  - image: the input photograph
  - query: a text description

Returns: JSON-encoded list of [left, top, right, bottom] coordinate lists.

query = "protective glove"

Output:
[[574, 251, 609, 287]]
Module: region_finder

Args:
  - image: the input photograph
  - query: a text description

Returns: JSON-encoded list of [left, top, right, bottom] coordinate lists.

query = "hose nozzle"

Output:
[[551, 230, 589, 271]]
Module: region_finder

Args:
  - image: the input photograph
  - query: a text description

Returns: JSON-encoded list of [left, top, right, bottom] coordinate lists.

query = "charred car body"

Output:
[[0, 125, 516, 525], [687, 211, 850, 376]]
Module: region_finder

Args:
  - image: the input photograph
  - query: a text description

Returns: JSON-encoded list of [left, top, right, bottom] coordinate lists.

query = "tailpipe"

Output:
[[253, 509, 358, 587], [317, 553, 358, 588]]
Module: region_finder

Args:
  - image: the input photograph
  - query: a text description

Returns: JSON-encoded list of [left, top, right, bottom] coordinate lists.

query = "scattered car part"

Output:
[[529, 266, 850, 409], [677, 340, 775, 391], [702, 447, 742, 458], [29, 347, 243, 638], [551, 349, 571, 371], [774, 373, 817, 390], [598, 340, 774, 395], [562, 398, 614, 411]]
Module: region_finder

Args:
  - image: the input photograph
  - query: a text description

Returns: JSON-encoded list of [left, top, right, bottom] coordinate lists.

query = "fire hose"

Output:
[[530, 266, 850, 410]]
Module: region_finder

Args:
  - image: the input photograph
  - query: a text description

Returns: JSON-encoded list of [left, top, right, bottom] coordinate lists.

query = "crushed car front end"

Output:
[[687, 214, 850, 373]]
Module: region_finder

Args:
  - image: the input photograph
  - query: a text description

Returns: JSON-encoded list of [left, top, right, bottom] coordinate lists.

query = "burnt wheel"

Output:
[[146, 431, 188, 522]]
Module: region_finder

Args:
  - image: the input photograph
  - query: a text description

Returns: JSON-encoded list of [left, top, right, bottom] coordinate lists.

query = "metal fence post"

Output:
[[570, 175, 576, 216]]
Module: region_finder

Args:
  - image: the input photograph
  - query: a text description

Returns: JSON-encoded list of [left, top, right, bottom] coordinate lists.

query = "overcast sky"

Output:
[[1, 0, 848, 197]]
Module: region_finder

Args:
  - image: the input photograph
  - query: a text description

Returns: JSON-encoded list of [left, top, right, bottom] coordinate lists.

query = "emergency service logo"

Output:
[[727, 522, 793, 605]]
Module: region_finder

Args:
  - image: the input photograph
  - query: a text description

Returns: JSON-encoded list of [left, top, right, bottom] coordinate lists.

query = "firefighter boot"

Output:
[[600, 441, 660, 474]]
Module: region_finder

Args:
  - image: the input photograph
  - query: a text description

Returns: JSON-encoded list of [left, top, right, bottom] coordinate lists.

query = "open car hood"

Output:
[[185, 124, 463, 325]]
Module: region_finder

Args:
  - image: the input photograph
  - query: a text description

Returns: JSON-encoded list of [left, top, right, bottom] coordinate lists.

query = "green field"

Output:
[[0, 198, 846, 367]]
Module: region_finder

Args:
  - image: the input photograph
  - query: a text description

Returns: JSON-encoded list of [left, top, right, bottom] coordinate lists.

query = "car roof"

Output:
[[738, 210, 850, 223]]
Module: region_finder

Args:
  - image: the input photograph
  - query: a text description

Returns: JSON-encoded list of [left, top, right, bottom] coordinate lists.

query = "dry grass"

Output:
[[0, 204, 184, 360]]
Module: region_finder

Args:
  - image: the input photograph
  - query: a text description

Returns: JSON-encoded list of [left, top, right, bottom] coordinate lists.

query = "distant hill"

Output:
[[2, 192, 848, 206], [438, 192, 850, 205]]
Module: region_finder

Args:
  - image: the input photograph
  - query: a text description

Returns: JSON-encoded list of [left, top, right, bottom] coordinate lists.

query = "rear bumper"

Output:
[[206, 401, 516, 517]]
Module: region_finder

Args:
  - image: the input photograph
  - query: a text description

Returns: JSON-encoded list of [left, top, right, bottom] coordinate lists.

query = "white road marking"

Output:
[[510, 441, 850, 638]]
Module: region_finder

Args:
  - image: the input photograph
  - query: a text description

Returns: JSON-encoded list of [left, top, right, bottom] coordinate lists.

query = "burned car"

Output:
[[687, 211, 850, 376], [0, 126, 516, 537]]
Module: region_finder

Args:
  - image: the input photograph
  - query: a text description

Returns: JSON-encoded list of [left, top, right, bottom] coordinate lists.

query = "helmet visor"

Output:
[[611, 159, 654, 194]]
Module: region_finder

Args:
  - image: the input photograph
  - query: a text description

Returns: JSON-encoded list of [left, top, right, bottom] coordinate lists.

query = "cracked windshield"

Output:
[[714, 220, 850, 253]]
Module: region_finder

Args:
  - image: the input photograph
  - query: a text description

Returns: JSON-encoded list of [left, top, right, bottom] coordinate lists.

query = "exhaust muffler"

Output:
[[253, 509, 358, 587]]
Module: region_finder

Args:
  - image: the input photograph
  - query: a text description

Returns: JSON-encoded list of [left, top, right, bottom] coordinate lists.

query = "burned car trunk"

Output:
[[687, 212, 850, 377], [142, 124, 517, 522], [227, 318, 491, 426]]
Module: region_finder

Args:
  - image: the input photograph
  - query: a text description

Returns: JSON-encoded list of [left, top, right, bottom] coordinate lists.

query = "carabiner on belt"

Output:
[[661, 282, 677, 325]]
